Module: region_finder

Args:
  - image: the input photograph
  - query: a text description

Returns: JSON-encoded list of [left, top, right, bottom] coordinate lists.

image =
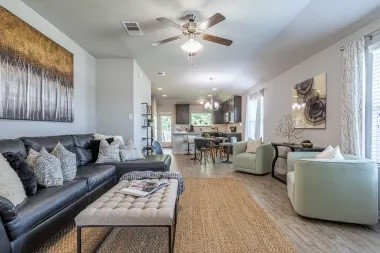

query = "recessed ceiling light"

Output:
[[158, 88, 163, 91], [156, 72, 166, 76], [208, 94, 211, 97], [162, 94, 167, 97], [212, 88, 217, 91]]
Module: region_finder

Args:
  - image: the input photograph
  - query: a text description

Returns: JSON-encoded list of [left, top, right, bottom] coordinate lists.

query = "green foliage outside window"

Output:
[[191, 113, 212, 126]]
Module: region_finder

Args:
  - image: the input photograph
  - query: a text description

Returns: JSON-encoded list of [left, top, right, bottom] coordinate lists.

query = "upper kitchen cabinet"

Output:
[[219, 95, 242, 123], [175, 104, 190, 124], [232, 96, 242, 123]]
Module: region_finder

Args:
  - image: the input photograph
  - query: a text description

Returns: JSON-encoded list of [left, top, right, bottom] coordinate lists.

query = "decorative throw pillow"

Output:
[[34, 148, 63, 187], [3, 152, 38, 196], [245, 137, 263, 153], [26, 148, 40, 168], [90, 138, 114, 162], [96, 139, 121, 163], [315, 145, 345, 160], [52, 143, 77, 181], [120, 148, 145, 161], [94, 133, 125, 146], [0, 153, 27, 206]]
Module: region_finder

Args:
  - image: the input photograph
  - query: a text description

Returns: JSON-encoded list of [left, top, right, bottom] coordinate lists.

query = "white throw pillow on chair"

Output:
[[315, 145, 344, 160], [245, 137, 263, 153]]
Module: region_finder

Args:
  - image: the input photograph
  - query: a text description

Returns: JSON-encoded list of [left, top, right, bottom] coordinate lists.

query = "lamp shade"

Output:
[[181, 38, 203, 53]]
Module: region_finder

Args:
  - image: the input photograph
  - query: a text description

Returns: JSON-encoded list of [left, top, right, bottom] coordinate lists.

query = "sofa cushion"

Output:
[[4, 179, 87, 241], [75, 165, 116, 191], [21, 135, 74, 153], [0, 139, 27, 158], [72, 134, 94, 166], [234, 152, 256, 170]]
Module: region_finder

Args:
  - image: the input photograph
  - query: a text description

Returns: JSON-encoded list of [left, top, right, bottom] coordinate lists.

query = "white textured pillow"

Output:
[[96, 139, 121, 163], [245, 137, 263, 153], [0, 153, 27, 206], [94, 133, 125, 146], [315, 145, 344, 160], [52, 143, 77, 181], [34, 148, 63, 187], [120, 148, 145, 161]]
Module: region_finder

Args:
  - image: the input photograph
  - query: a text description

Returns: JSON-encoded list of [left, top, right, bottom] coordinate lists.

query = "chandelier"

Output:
[[204, 78, 219, 111]]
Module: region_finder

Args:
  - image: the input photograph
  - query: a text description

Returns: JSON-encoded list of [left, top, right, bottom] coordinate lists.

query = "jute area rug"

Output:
[[37, 178, 297, 253]]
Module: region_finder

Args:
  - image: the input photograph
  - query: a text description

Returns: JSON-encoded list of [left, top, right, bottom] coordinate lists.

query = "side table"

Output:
[[271, 143, 325, 184]]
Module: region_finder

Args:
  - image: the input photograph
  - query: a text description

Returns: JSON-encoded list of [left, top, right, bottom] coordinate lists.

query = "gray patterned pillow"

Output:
[[34, 148, 63, 187], [26, 148, 40, 168], [96, 139, 121, 163], [52, 143, 77, 181]]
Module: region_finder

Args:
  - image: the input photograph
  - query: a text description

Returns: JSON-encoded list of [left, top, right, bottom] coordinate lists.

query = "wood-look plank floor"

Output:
[[167, 150, 380, 253]]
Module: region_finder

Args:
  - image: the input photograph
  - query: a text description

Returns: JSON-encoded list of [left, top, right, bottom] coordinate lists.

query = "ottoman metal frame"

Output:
[[77, 196, 179, 253]]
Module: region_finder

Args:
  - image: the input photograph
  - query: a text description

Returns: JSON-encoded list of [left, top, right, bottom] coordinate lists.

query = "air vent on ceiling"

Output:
[[122, 21, 143, 36]]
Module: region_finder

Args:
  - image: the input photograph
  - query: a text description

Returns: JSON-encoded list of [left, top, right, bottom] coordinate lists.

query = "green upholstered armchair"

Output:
[[287, 152, 378, 225], [233, 141, 274, 175]]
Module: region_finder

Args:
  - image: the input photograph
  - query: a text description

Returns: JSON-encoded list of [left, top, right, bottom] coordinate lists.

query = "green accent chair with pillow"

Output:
[[233, 141, 274, 175], [287, 152, 378, 225]]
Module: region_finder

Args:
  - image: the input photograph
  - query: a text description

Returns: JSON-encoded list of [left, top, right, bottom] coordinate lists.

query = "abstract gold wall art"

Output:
[[0, 6, 74, 122]]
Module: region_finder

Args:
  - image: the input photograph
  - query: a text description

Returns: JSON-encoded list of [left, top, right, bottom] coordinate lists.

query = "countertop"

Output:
[[172, 132, 202, 135]]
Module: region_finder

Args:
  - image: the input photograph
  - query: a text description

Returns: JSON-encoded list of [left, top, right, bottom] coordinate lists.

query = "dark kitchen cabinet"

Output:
[[233, 96, 242, 123], [219, 96, 242, 123], [213, 108, 223, 124], [175, 104, 190, 124]]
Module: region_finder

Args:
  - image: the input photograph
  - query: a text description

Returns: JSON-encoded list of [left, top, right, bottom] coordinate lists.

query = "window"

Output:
[[191, 112, 212, 126], [160, 115, 172, 142], [368, 46, 380, 164], [245, 92, 264, 140]]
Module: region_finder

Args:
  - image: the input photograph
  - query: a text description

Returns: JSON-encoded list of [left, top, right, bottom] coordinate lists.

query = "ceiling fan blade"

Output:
[[202, 34, 233, 46], [156, 17, 183, 30], [197, 13, 225, 31], [152, 35, 183, 47]]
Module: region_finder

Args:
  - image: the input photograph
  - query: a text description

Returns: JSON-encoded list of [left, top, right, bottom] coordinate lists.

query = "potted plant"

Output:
[[147, 118, 153, 127]]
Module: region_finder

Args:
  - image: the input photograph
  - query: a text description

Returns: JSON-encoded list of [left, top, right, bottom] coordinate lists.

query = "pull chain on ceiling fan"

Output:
[[152, 13, 233, 56]]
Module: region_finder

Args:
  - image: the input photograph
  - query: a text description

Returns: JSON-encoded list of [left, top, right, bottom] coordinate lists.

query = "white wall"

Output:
[[244, 17, 380, 148], [96, 58, 151, 147], [96, 58, 134, 140], [0, 0, 97, 139], [133, 60, 152, 148]]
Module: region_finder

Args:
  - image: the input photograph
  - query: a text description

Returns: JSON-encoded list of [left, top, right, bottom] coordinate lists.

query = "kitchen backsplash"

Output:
[[175, 123, 243, 133]]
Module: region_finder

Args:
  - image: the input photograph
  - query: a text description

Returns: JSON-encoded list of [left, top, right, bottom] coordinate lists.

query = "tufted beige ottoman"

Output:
[[75, 179, 179, 253]]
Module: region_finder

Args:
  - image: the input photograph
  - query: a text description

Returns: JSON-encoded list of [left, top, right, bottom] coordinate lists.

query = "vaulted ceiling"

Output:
[[22, 0, 380, 104]]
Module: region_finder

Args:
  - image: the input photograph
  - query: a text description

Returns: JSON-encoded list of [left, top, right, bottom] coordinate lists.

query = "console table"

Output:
[[271, 143, 325, 184]]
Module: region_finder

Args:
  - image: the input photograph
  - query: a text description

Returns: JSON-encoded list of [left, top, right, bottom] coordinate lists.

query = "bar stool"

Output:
[[183, 135, 190, 155]]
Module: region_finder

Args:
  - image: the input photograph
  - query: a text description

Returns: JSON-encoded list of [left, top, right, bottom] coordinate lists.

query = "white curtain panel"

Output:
[[341, 37, 366, 156], [245, 90, 264, 141]]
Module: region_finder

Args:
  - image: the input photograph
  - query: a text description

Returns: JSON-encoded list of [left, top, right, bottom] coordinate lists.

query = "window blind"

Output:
[[371, 48, 380, 163]]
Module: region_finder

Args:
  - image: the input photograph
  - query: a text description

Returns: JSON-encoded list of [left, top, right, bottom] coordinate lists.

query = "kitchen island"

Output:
[[172, 132, 202, 155]]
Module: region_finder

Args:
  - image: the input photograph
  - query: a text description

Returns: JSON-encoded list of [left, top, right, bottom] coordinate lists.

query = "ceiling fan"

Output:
[[152, 13, 233, 54]]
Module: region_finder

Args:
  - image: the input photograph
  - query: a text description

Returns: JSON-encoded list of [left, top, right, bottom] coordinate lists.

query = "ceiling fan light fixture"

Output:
[[181, 37, 203, 53]]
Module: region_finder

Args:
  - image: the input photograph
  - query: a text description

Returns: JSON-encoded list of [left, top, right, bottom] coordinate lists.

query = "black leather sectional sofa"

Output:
[[0, 134, 171, 253]]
